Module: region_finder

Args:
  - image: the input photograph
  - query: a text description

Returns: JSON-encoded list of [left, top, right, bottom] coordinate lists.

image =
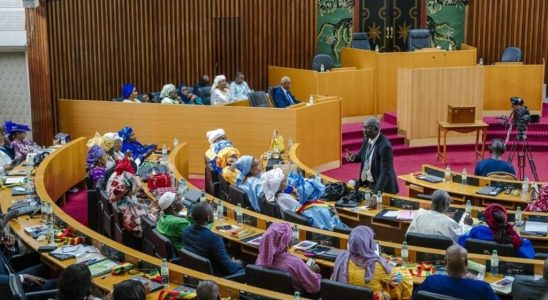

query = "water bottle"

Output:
[[48, 220, 56, 246], [448, 44, 453, 51], [287, 137, 294, 149], [292, 225, 299, 244], [515, 206, 522, 226], [521, 177, 529, 200], [320, 64, 325, 72], [465, 200, 472, 215], [169, 171, 176, 188], [490, 250, 499, 276], [294, 291, 301, 300], [375, 45, 380, 52], [45, 203, 53, 224], [401, 241, 409, 266], [160, 258, 169, 285], [461, 168, 468, 185], [178, 178, 187, 194], [315, 172, 322, 184], [173, 137, 179, 147], [479, 57, 484, 65], [376, 191, 383, 210], [216, 200, 224, 220], [40, 201, 48, 223], [309, 96, 315, 105], [444, 165, 452, 182], [161, 144, 168, 165], [236, 203, 243, 224], [199, 191, 206, 203]]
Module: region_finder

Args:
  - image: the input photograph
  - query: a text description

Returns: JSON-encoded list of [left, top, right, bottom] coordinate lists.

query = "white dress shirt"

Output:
[[406, 208, 466, 243]]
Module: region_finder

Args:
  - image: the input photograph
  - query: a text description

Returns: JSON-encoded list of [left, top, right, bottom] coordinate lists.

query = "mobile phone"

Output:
[[38, 245, 57, 252], [216, 225, 232, 231]]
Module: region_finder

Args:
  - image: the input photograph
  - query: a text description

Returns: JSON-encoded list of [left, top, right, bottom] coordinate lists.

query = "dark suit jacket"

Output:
[[182, 225, 244, 277], [354, 133, 399, 194], [272, 87, 299, 108], [511, 275, 547, 300]]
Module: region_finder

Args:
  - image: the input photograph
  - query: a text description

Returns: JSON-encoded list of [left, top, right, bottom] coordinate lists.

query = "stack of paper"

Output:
[[524, 221, 548, 234], [396, 210, 417, 220]]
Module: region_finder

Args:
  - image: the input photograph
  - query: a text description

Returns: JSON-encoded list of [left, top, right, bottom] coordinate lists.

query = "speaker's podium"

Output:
[[397, 66, 485, 147]]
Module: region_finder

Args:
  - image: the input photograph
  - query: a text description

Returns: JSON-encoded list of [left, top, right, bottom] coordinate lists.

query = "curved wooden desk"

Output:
[[2, 138, 301, 300]]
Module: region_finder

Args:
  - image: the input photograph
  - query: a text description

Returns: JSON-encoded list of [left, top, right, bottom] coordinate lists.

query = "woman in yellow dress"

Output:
[[332, 226, 413, 299]]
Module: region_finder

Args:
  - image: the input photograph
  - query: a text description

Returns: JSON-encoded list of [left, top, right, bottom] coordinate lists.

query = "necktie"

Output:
[[285, 91, 294, 105]]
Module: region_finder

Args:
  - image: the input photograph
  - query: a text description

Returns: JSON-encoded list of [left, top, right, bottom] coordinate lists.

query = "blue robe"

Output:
[[121, 141, 156, 162], [458, 225, 535, 258], [238, 176, 263, 212], [300, 205, 347, 231]]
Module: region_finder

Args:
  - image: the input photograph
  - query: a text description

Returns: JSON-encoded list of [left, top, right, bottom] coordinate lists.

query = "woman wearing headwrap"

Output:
[[210, 75, 230, 105], [4, 121, 39, 160], [160, 84, 181, 104], [86, 145, 107, 184], [178, 84, 203, 105], [261, 168, 301, 213], [332, 226, 413, 299], [118, 126, 156, 163], [255, 222, 321, 294], [525, 184, 548, 212], [458, 203, 535, 258], [232, 155, 264, 212], [0, 133, 16, 174], [121, 83, 141, 103], [215, 146, 240, 184], [106, 158, 150, 237], [103, 132, 125, 166]]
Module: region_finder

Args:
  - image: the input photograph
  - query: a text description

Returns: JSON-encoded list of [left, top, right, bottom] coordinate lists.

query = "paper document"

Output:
[[396, 210, 417, 220], [5, 177, 25, 184], [383, 210, 399, 218], [524, 221, 548, 233]]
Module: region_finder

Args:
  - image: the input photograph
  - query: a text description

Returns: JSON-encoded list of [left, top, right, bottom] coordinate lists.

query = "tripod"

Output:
[[506, 131, 539, 182]]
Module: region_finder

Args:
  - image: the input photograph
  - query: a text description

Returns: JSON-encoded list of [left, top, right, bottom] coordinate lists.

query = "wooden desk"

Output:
[[437, 121, 488, 165]]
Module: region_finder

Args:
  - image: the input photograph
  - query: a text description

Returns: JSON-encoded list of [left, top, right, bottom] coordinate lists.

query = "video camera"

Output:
[[509, 97, 530, 139]]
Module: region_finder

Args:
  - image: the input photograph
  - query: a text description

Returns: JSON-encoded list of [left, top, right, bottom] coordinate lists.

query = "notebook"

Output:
[[88, 258, 119, 277]]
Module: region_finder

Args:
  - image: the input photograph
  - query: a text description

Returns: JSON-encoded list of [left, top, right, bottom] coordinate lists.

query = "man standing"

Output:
[[346, 117, 398, 194], [272, 76, 299, 108]]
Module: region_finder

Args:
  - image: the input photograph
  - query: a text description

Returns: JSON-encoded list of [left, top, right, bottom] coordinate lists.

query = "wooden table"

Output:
[[437, 120, 488, 165]]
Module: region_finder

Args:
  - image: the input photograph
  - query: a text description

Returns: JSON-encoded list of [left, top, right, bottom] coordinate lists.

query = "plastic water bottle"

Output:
[[401, 241, 409, 266], [375, 45, 379, 52], [444, 165, 452, 182], [199, 191, 206, 203], [465, 200, 472, 215], [490, 250, 499, 276], [515, 206, 522, 226], [160, 258, 169, 285], [169, 170, 176, 188], [47, 220, 56, 246], [287, 137, 294, 149], [236, 203, 243, 224], [178, 178, 187, 194], [173, 137, 179, 147], [315, 172, 322, 184], [294, 291, 301, 300], [461, 168, 468, 185], [309, 96, 315, 105], [448, 44, 453, 51], [292, 225, 299, 244], [320, 64, 325, 72], [376, 191, 383, 210], [479, 58, 484, 65], [216, 200, 224, 220], [521, 177, 529, 200], [161, 144, 168, 165]]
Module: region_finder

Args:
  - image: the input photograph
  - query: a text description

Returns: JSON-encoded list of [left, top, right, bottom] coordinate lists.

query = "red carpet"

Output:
[[61, 188, 88, 226]]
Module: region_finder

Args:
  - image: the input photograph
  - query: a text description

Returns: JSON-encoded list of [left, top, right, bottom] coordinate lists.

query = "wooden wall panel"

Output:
[[45, 0, 317, 101], [466, 0, 548, 88]]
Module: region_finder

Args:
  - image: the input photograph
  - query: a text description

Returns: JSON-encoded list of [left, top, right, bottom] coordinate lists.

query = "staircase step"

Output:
[[383, 112, 398, 126]]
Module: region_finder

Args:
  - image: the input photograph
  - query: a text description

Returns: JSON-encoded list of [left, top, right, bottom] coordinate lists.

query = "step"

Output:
[[383, 112, 398, 126], [486, 131, 548, 143]]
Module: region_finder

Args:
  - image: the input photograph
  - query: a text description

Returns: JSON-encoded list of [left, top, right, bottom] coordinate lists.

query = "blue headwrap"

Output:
[[213, 139, 233, 154], [287, 171, 326, 204], [86, 145, 105, 167], [3, 121, 31, 135], [121, 83, 135, 99], [234, 155, 253, 178], [118, 127, 133, 141]]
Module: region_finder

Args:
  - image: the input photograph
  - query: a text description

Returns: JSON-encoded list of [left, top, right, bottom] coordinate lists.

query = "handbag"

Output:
[[269, 130, 285, 153], [335, 190, 361, 208], [147, 173, 172, 192], [322, 182, 347, 201], [139, 162, 168, 181]]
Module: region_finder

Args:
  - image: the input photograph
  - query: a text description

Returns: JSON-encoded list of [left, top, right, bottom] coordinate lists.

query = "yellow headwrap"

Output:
[[86, 132, 104, 149], [216, 147, 240, 169]]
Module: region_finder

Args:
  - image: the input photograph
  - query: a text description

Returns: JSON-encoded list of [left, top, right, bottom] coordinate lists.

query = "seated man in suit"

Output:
[[413, 245, 499, 300], [271, 76, 299, 108], [182, 202, 244, 277], [511, 258, 548, 300], [474, 139, 515, 177]]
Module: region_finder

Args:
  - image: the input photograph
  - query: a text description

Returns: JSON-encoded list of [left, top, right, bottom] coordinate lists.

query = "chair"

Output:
[[248, 91, 272, 107], [112, 206, 142, 251], [140, 215, 156, 256], [415, 290, 466, 300], [204, 161, 221, 198], [9, 274, 58, 300], [320, 279, 373, 300], [311, 54, 334, 72], [245, 265, 294, 295], [283, 210, 309, 226], [352, 32, 371, 50], [177, 249, 245, 282], [99, 190, 113, 238], [196, 86, 212, 105], [228, 185, 251, 209], [405, 232, 453, 250], [151, 228, 176, 260], [408, 29, 432, 51], [501, 47, 522, 62], [150, 92, 161, 103], [217, 174, 230, 201], [111, 97, 124, 102], [535, 253, 548, 259], [333, 226, 352, 235], [487, 171, 518, 180], [268, 85, 280, 101], [465, 238, 514, 257], [87, 187, 100, 232], [261, 197, 281, 219]]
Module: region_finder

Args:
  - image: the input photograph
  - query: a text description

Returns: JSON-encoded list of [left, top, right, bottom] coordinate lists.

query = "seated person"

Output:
[[193, 74, 211, 93], [525, 183, 548, 212], [272, 76, 299, 108], [406, 190, 472, 243], [332, 226, 413, 299], [112, 279, 146, 300], [160, 84, 181, 104], [86, 144, 108, 185], [118, 126, 156, 163], [210, 75, 230, 105], [4, 121, 39, 160], [511, 258, 548, 300], [261, 168, 301, 212], [156, 192, 192, 250], [103, 132, 125, 169], [178, 84, 203, 105], [107, 158, 151, 237], [232, 155, 264, 212], [413, 245, 499, 300], [215, 146, 240, 184], [204, 128, 230, 162], [458, 203, 535, 258], [474, 139, 515, 176], [196, 280, 220, 300], [229, 71, 251, 101], [0, 132, 16, 174], [58, 263, 101, 300], [121, 83, 141, 103], [182, 202, 244, 277], [255, 222, 321, 294], [296, 198, 347, 231]]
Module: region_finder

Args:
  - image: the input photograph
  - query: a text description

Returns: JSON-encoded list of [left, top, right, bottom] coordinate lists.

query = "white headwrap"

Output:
[[160, 84, 176, 98], [206, 128, 226, 145], [103, 132, 122, 142], [261, 168, 285, 202], [211, 75, 227, 91], [158, 192, 176, 211]]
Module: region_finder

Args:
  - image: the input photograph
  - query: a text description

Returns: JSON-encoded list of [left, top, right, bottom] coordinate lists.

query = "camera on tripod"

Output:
[[510, 97, 531, 140]]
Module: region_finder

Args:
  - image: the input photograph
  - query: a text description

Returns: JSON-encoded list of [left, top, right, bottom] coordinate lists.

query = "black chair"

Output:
[[204, 161, 221, 198], [151, 228, 176, 260], [87, 187, 100, 232], [217, 173, 230, 201], [150, 92, 161, 103], [534, 253, 548, 259], [112, 206, 142, 251], [261, 197, 281, 219], [352, 32, 371, 50], [405, 232, 453, 250], [501, 47, 522, 62], [333, 226, 352, 235], [283, 210, 309, 226], [415, 290, 466, 300], [9, 274, 58, 300], [320, 279, 373, 300], [248, 91, 272, 107], [196, 86, 212, 105], [228, 185, 251, 209], [177, 249, 245, 282], [99, 190, 113, 238], [245, 265, 294, 295], [465, 238, 514, 257], [140, 215, 156, 256], [408, 29, 432, 51], [311, 54, 334, 71]]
